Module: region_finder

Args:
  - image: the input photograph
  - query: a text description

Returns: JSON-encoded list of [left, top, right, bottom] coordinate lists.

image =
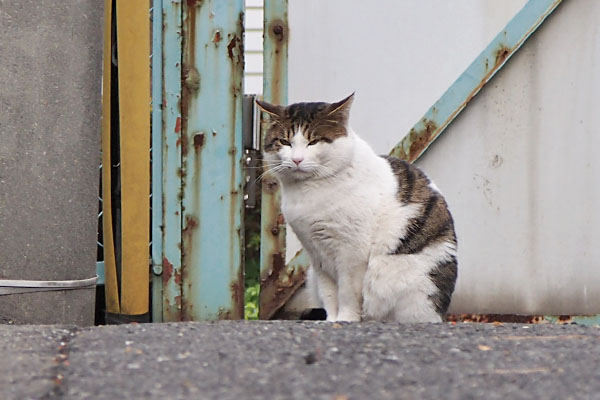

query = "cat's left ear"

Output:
[[327, 92, 355, 122], [256, 99, 284, 118]]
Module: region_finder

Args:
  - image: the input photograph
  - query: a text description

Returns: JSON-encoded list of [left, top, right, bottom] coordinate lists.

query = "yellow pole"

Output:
[[102, 0, 120, 314], [116, 0, 150, 315]]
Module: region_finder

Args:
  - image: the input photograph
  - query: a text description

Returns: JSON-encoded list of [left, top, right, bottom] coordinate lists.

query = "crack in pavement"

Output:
[[41, 326, 80, 400]]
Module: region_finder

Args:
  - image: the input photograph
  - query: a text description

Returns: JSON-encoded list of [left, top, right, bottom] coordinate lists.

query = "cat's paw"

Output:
[[335, 311, 361, 322]]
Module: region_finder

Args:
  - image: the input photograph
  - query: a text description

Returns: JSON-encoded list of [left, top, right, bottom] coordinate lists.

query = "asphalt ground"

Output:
[[1, 321, 599, 399]]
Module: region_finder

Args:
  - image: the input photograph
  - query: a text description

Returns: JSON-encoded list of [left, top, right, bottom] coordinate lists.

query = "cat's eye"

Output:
[[279, 138, 291, 146], [308, 139, 320, 146]]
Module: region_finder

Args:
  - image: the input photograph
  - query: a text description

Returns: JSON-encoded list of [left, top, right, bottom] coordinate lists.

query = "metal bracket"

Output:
[[243, 94, 261, 208]]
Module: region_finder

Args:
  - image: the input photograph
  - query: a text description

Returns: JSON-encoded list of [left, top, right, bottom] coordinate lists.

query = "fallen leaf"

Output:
[[478, 344, 492, 351]]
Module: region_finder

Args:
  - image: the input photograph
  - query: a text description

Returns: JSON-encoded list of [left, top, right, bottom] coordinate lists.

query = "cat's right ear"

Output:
[[256, 99, 284, 118]]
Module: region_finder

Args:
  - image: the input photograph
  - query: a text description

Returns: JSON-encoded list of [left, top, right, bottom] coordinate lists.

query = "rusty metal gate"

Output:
[[151, 0, 246, 321]]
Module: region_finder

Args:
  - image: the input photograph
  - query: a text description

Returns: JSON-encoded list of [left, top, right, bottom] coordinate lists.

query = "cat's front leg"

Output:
[[335, 261, 367, 322], [311, 265, 339, 321]]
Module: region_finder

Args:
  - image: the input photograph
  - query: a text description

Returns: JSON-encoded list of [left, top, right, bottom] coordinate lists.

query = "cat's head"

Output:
[[257, 93, 355, 181]]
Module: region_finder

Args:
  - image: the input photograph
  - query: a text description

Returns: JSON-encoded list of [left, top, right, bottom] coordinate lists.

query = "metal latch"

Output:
[[242, 95, 261, 208]]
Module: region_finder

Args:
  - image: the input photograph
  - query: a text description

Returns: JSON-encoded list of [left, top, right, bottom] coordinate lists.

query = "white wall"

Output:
[[288, 0, 527, 153], [417, 0, 600, 315], [285, 0, 600, 315]]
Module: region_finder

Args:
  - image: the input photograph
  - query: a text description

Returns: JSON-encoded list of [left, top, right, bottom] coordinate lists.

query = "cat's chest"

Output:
[[281, 181, 374, 246], [282, 181, 360, 223]]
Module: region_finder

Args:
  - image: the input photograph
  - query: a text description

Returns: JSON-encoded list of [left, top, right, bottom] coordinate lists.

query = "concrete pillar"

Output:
[[0, 1, 103, 324]]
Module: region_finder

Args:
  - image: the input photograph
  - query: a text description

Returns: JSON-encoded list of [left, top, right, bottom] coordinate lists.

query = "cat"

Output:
[[257, 93, 457, 322]]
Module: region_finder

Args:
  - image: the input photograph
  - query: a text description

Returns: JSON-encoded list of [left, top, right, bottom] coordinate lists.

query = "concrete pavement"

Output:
[[1, 321, 599, 399]]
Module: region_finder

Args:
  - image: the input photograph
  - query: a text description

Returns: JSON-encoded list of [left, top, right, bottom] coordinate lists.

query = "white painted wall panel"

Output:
[[288, 0, 527, 153], [417, 0, 600, 314], [284, 0, 600, 315]]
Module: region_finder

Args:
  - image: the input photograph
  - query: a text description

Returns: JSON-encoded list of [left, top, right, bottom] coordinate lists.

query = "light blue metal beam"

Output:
[[180, 0, 245, 320], [389, 0, 563, 163], [258, 0, 302, 320], [161, 0, 183, 321], [151, 0, 164, 322], [544, 315, 600, 327]]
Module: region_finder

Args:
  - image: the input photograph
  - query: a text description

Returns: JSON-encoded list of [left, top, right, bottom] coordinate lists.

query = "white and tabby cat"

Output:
[[257, 94, 457, 322]]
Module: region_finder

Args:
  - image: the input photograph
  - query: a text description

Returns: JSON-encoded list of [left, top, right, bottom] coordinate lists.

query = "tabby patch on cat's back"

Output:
[[257, 93, 457, 323]]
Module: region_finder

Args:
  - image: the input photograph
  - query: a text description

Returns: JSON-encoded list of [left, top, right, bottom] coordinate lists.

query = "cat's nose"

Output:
[[292, 157, 304, 166]]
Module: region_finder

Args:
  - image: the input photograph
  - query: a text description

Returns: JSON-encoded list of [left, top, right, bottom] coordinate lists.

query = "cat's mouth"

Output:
[[287, 165, 313, 177]]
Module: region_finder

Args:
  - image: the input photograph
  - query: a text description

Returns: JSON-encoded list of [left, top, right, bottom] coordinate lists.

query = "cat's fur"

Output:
[[257, 94, 457, 322]]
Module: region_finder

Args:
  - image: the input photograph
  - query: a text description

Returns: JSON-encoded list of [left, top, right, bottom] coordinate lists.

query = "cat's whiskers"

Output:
[[256, 163, 289, 182]]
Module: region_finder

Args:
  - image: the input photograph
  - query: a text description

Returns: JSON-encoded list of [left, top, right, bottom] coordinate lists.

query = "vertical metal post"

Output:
[[102, 0, 120, 315], [116, 0, 151, 317], [151, 0, 164, 322], [180, 0, 245, 320], [161, 0, 183, 321], [259, 0, 298, 320]]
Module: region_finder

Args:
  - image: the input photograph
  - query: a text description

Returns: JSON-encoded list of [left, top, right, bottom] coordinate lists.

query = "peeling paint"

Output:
[[180, 0, 245, 320], [193, 132, 205, 151], [162, 257, 174, 285]]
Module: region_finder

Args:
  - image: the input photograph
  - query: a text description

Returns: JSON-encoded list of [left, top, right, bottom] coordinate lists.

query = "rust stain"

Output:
[[174, 270, 182, 285], [266, 19, 288, 105], [276, 213, 285, 225], [495, 44, 510, 66], [181, 132, 188, 157], [230, 281, 244, 315], [269, 20, 286, 42], [259, 252, 308, 320], [176, 167, 187, 178], [162, 257, 174, 285], [193, 132, 205, 152], [174, 116, 181, 133], [186, 0, 201, 8], [212, 30, 222, 44], [183, 66, 200, 93], [182, 215, 198, 237], [405, 119, 438, 163], [226, 34, 243, 65]]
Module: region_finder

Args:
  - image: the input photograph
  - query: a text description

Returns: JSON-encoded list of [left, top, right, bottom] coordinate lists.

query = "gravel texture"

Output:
[[1, 321, 599, 399]]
